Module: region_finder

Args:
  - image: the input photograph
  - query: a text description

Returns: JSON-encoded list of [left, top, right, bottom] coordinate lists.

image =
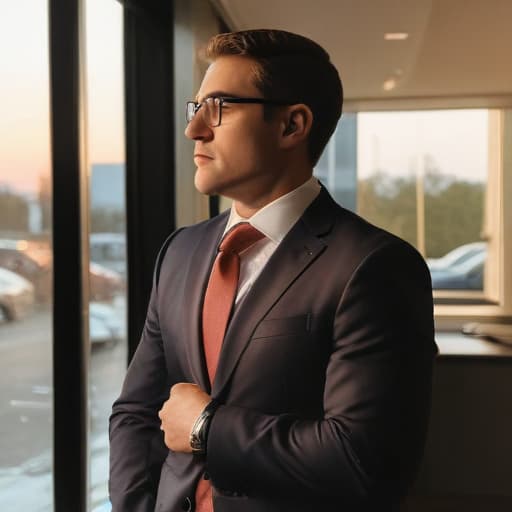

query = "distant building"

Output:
[[90, 163, 125, 211], [314, 114, 357, 212], [28, 197, 43, 233]]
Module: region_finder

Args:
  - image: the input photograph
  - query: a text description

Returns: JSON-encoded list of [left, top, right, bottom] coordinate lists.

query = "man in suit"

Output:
[[109, 29, 437, 512]]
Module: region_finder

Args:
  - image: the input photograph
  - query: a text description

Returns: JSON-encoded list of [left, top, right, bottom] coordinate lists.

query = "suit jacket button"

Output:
[[181, 497, 192, 511]]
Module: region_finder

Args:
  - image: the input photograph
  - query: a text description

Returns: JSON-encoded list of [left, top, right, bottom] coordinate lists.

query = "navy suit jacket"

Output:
[[109, 187, 437, 512]]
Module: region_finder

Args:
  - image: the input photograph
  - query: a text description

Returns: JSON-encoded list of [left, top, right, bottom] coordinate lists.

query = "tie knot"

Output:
[[219, 222, 265, 255]]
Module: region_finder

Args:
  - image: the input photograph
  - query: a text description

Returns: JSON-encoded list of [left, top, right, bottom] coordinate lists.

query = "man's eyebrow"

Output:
[[195, 91, 236, 102]]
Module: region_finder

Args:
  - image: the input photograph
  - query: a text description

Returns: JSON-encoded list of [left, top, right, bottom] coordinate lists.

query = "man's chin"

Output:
[[194, 170, 236, 198], [194, 175, 219, 196]]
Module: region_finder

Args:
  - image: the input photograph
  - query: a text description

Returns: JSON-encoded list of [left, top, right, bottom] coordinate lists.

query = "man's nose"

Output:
[[184, 112, 213, 141]]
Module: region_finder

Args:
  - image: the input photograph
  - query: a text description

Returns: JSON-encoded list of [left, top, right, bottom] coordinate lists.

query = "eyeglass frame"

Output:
[[186, 96, 297, 127]]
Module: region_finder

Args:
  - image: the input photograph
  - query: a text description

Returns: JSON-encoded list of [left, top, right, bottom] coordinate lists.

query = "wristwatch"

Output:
[[190, 399, 220, 455]]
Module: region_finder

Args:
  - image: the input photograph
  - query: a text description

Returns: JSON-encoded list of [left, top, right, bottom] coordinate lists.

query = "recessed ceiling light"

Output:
[[384, 32, 409, 41], [382, 78, 397, 91]]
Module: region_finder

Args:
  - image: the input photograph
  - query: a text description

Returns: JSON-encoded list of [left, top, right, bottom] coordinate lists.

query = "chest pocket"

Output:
[[251, 314, 311, 340]]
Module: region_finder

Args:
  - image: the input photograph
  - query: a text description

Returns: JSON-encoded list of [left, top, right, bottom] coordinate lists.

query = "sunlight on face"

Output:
[[186, 56, 285, 206]]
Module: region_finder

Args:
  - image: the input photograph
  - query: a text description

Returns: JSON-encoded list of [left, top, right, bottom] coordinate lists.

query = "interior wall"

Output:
[[406, 356, 512, 511], [174, 0, 220, 227]]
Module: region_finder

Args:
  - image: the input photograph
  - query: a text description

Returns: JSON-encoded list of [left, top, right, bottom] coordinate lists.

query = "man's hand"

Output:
[[158, 383, 211, 452]]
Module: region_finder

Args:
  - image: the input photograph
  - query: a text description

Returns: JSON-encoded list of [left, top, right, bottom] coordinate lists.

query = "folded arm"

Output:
[[206, 241, 437, 503]]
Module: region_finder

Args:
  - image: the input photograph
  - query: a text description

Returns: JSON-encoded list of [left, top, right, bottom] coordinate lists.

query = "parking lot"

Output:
[[0, 299, 127, 511]]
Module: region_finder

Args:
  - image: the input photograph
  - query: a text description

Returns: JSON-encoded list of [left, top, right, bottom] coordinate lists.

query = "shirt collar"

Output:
[[223, 176, 321, 243]]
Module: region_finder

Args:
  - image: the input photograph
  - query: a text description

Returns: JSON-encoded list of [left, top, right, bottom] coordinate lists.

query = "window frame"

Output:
[[49, 0, 179, 509], [49, 0, 89, 510], [434, 109, 512, 323], [340, 102, 512, 325]]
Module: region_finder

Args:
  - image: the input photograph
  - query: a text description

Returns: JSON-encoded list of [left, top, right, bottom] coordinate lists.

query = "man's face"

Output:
[[185, 55, 285, 205]]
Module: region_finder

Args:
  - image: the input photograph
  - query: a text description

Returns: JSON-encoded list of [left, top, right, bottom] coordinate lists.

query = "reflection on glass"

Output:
[[0, 1, 53, 510], [85, 1, 126, 510]]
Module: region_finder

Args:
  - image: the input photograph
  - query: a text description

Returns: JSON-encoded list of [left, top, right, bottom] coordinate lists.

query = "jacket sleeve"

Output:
[[206, 240, 437, 504], [108, 232, 181, 512]]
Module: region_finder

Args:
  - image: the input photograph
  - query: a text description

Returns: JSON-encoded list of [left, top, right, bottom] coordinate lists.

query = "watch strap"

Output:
[[190, 398, 220, 454]]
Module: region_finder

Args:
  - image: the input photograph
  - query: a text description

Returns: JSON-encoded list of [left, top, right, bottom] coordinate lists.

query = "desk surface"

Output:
[[435, 331, 512, 358]]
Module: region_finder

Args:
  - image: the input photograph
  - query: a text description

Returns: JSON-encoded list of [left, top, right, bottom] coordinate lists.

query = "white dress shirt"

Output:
[[221, 176, 321, 306]]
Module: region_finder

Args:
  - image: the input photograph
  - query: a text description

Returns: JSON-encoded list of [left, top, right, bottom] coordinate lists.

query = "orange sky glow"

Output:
[[1, 0, 124, 196]]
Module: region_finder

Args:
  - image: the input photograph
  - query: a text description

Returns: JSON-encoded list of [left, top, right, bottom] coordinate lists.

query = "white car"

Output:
[[0, 267, 35, 322], [427, 242, 487, 271], [89, 302, 124, 346]]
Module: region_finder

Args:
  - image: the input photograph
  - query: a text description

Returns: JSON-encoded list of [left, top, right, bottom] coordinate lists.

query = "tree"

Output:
[[358, 169, 484, 258], [358, 172, 417, 248], [0, 187, 29, 233]]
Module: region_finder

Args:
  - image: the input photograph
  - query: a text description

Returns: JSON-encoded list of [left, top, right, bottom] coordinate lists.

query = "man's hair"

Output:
[[206, 29, 343, 166]]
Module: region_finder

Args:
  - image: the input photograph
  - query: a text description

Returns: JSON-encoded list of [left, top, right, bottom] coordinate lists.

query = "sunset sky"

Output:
[[1, 1, 487, 197], [0, 0, 124, 196], [357, 110, 488, 182]]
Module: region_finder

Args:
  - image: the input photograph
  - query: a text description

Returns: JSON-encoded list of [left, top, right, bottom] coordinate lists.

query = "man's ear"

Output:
[[279, 104, 313, 149]]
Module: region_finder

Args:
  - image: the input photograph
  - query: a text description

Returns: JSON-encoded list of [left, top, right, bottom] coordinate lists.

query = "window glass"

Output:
[[85, 1, 126, 510], [317, 109, 489, 293], [358, 110, 488, 291], [315, 113, 358, 213], [0, 2, 53, 510]]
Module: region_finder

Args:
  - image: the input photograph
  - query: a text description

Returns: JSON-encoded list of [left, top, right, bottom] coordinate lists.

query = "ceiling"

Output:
[[211, 0, 512, 110]]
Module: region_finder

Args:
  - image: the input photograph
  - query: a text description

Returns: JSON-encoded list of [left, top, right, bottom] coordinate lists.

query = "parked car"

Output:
[[89, 301, 124, 346], [0, 239, 125, 303], [89, 262, 125, 301], [0, 239, 52, 302], [92, 501, 111, 512], [430, 249, 486, 290], [427, 241, 487, 271], [0, 266, 35, 322], [90, 232, 126, 276]]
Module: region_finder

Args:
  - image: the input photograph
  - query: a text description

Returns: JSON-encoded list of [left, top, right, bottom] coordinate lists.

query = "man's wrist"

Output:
[[189, 398, 220, 455]]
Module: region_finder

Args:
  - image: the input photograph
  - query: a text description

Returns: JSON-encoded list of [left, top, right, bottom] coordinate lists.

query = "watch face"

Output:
[[190, 405, 217, 454], [190, 418, 207, 453], [190, 435, 204, 453]]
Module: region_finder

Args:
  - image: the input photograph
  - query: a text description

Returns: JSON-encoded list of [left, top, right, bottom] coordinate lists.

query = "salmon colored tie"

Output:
[[195, 222, 264, 512], [202, 222, 265, 384]]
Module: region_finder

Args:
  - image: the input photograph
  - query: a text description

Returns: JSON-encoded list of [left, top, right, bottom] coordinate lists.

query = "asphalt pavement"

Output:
[[0, 299, 127, 511]]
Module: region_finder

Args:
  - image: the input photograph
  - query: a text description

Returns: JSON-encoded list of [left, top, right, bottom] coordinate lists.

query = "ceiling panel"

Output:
[[211, 0, 512, 108]]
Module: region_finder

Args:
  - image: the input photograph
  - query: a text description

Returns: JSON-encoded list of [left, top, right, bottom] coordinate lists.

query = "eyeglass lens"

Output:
[[187, 97, 221, 127]]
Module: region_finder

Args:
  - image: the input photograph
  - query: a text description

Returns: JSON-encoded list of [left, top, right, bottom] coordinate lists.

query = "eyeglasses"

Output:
[[186, 96, 295, 127]]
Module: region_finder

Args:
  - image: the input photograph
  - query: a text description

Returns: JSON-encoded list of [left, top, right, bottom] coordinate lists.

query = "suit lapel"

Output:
[[182, 212, 228, 392], [212, 188, 336, 397]]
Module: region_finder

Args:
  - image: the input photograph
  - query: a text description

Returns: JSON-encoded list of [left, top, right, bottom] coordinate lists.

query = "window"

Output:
[[0, 1, 53, 509], [357, 110, 489, 293], [316, 108, 512, 320], [85, 1, 126, 510]]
